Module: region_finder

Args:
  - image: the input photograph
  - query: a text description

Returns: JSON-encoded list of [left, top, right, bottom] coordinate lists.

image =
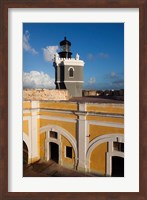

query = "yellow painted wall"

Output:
[[40, 119, 76, 139], [23, 100, 124, 174], [87, 104, 124, 114], [40, 111, 77, 119], [40, 132, 46, 160], [40, 102, 77, 111], [86, 115, 124, 123], [89, 125, 124, 142], [23, 113, 32, 117], [90, 142, 107, 175], [23, 120, 29, 135], [61, 135, 75, 169], [23, 101, 31, 109]]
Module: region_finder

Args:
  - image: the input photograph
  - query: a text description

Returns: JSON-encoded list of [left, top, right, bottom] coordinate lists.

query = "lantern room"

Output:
[[58, 36, 72, 58]]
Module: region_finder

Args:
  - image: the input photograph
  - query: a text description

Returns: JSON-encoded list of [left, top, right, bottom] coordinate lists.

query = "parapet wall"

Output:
[[23, 89, 71, 101]]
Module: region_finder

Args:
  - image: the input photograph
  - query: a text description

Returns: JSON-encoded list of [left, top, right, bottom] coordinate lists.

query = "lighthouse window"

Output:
[[69, 68, 74, 77]]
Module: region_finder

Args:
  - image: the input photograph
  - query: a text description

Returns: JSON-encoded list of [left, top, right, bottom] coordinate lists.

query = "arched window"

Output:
[[69, 67, 74, 77]]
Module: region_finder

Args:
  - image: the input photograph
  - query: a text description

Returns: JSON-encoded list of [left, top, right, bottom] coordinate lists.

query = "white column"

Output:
[[77, 103, 88, 172], [106, 140, 113, 176], [45, 135, 49, 161], [106, 152, 112, 176]]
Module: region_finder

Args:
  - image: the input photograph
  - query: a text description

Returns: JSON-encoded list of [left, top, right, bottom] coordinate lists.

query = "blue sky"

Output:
[[23, 23, 124, 90]]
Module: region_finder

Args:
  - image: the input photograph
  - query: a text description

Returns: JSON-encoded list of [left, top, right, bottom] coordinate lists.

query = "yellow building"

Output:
[[23, 99, 124, 176]]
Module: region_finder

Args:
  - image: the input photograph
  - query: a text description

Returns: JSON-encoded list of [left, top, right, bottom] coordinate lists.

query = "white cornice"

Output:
[[55, 59, 84, 66]]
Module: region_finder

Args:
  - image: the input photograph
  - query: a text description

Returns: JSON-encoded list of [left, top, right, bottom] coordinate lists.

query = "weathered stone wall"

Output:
[[23, 89, 71, 101], [83, 90, 98, 96]]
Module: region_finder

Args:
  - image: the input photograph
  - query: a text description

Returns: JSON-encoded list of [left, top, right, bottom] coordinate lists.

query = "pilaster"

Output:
[[76, 103, 88, 172]]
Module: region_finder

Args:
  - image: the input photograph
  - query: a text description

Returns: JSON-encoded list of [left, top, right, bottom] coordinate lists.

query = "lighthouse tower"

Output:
[[53, 37, 84, 97]]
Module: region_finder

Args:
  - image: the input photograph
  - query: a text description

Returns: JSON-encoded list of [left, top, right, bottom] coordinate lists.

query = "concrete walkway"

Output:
[[23, 160, 103, 177]]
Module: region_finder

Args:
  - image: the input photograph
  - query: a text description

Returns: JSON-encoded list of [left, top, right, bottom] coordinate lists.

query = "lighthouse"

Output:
[[53, 37, 84, 97]]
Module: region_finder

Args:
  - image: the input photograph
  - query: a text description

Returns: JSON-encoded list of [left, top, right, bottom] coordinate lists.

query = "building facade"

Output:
[[53, 37, 84, 97], [23, 100, 124, 176]]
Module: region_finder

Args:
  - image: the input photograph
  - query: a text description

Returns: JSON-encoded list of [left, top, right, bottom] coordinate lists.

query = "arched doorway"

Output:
[[40, 125, 78, 168], [112, 156, 124, 177], [50, 142, 59, 163], [23, 141, 28, 165], [86, 134, 124, 175]]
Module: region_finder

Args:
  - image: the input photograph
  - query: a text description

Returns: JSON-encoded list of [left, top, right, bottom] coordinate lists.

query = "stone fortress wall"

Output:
[[23, 89, 71, 101]]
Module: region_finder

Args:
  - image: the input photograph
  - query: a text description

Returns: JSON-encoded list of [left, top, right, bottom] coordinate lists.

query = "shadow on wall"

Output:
[[23, 141, 28, 166]]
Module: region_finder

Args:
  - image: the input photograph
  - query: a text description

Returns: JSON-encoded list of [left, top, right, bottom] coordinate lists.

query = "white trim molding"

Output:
[[40, 115, 76, 123], [87, 120, 124, 128], [68, 66, 75, 71]]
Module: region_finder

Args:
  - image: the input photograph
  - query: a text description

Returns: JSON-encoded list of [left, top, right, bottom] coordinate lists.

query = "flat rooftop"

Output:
[[69, 96, 124, 104]]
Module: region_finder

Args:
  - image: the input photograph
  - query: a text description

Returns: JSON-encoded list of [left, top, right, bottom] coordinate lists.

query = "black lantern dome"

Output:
[[58, 37, 72, 58]]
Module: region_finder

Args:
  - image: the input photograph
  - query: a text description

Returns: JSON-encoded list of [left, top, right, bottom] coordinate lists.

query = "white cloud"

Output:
[[98, 53, 109, 59], [87, 53, 95, 60], [89, 77, 96, 85], [23, 30, 38, 55], [105, 71, 119, 79], [23, 71, 55, 89], [42, 46, 59, 62], [112, 79, 124, 89], [110, 71, 118, 78], [106, 71, 124, 89], [87, 52, 109, 60]]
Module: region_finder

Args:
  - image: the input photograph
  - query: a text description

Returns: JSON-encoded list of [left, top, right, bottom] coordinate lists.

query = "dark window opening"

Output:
[[114, 142, 124, 152], [66, 146, 72, 158], [50, 131, 58, 139], [50, 142, 59, 163], [69, 68, 74, 77], [112, 156, 124, 177]]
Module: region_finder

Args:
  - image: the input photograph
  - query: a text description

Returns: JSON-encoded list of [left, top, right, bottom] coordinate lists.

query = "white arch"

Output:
[[87, 134, 124, 159], [23, 132, 30, 152], [68, 67, 75, 71], [40, 125, 78, 163], [86, 134, 124, 173]]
